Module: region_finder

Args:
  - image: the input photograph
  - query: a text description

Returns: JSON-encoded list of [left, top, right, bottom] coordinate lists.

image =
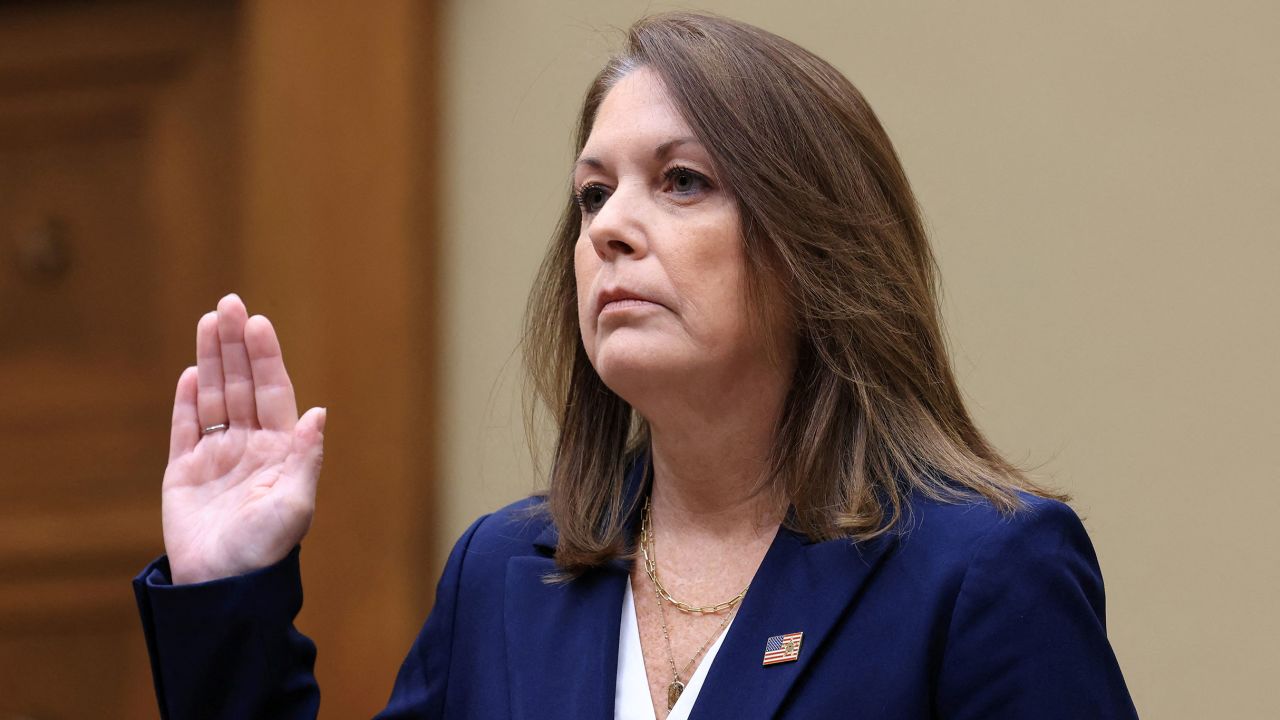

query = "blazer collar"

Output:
[[504, 554, 627, 720], [509, 453, 898, 719], [530, 451, 651, 556], [689, 524, 896, 719], [507, 454, 649, 719]]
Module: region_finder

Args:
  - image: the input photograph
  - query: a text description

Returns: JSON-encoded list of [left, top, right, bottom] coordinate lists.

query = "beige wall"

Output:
[[440, 2, 1280, 716]]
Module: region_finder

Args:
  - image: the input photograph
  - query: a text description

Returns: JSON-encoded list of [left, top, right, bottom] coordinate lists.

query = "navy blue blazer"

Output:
[[134, 464, 1137, 719]]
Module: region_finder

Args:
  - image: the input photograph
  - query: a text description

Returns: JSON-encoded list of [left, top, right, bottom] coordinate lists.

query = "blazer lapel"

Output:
[[689, 526, 897, 720], [504, 523, 628, 720], [505, 454, 650, 720]]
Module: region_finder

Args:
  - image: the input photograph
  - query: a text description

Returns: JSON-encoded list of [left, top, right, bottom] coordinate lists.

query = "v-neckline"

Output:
[[617, 576, 736, 720]]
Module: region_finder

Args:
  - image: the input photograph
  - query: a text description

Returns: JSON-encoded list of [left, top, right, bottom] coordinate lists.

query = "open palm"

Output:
[[161, 293, 326, 585]]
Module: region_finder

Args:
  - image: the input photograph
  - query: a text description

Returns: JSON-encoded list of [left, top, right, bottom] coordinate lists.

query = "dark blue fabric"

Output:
[[133, 546, 320, 719], [134, 469, 1137, 719]]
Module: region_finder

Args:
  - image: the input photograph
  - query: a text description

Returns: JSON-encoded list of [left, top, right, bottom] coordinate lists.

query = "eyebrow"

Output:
[[573, 136, 702, 173]]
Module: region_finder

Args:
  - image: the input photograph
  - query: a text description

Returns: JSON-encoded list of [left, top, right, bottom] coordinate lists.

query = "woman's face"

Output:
[[573, 68, 786, 406]]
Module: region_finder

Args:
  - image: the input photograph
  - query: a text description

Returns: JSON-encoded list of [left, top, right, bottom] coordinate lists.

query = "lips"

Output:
[[596, 286, 664, 315]]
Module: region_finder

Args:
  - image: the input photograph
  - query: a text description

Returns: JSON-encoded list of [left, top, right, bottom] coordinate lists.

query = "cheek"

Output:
[[573, 237, 599, 353], [669, 216, 751, 336]]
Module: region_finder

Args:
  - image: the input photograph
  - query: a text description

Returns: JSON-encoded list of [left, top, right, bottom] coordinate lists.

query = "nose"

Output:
[[586, 182, 649, 262]]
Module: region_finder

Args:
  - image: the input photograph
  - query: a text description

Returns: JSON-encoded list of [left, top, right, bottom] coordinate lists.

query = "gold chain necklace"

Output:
[[640, 497, 746, 709], [640, 497, 750, 614]]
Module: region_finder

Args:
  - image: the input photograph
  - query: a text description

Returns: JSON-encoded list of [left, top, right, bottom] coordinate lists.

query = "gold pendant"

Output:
[[667, 679, 685, 709]]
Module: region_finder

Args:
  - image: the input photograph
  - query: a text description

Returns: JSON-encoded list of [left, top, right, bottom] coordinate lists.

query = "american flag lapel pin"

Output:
[[762, 631, 803, 666]]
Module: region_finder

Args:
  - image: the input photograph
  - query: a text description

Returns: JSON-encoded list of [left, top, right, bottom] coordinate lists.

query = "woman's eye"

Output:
[[666, 167, 710, 196], [575, 183, 610, 214]]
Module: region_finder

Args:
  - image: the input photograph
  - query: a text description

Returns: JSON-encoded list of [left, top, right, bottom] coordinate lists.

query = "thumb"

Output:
[[282, 407, 327, 494]]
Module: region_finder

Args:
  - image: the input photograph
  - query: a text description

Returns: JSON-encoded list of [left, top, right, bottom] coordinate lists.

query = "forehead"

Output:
[[577, 68, 696, 163]]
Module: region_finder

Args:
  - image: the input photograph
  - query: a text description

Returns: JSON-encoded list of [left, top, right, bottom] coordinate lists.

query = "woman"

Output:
[[135, 12, 1137, 719]]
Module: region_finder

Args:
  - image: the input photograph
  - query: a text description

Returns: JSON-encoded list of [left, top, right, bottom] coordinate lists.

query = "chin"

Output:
[[590, 338, 687, 404]]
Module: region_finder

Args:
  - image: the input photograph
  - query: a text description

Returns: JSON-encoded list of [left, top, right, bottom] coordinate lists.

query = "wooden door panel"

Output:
[[0, 2, 439, 716], [0, 3, 237, 718]]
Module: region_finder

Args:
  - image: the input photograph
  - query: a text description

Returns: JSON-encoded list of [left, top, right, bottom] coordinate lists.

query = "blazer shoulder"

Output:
[[452, 494, 553, 564], [902, 489, 1081, 538], [892, 490, 1090, 579], [929, 492, 1134, 717]]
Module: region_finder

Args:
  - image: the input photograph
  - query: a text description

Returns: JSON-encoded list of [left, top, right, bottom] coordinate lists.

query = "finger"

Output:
[[281, 407, 327, 499], [245, 314, 299, 431], [196, 311, 228, 429], [217, 293, 259, 428], [169, 366, 200, 462]]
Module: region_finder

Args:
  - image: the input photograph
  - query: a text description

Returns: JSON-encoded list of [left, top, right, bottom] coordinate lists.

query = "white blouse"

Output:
[[615, 576, 736, 720]]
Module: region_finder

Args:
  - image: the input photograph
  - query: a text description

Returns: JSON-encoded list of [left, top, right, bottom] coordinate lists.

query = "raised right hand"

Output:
[[161, 293, 327, 585]]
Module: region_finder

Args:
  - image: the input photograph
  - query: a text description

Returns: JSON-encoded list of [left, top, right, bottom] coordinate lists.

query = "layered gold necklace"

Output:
[[640, 496, 749, 710]]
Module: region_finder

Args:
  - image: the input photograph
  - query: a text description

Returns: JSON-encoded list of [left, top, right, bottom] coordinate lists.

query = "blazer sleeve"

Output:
[[133, 546, 320, 720], [934, 498, 1139, 719], [133, 514, 489, 720]]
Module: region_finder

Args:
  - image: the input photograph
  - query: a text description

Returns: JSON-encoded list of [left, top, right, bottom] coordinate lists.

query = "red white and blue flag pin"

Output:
[[762, 631, 803, 666]]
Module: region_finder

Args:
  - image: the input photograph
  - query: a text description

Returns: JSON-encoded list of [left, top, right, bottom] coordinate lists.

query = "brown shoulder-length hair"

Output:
[[523, 11, 1066, 574]]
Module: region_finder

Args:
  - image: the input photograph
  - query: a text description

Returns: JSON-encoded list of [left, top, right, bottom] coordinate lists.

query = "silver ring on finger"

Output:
[[201, 423, 229, 436]]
